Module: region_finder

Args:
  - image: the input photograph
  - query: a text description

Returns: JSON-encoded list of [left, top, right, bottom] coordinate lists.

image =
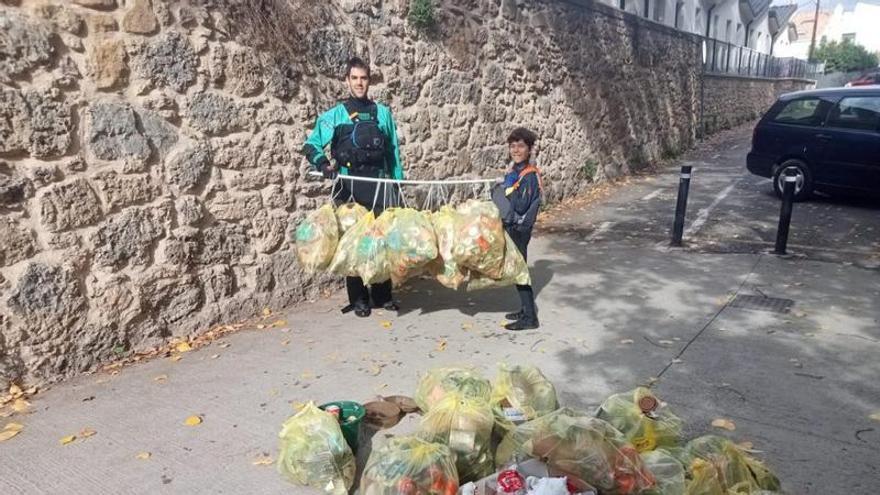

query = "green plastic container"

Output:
[[320, 401, 365, 451]]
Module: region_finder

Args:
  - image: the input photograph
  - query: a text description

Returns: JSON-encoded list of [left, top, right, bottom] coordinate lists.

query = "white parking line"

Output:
[[641, 189, 663, 201], [587, 221, 614, 240], [685, 182, 738, 237]]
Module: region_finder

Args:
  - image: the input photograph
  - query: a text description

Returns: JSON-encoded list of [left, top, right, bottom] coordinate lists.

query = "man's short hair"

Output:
[[345, 57, 371, 79], [507, 127, 537, 149]]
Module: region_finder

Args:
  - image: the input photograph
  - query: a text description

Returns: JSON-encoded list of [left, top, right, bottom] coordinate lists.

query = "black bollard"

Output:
[[774, 170, 797, 255], [670, 165, 693, 247]]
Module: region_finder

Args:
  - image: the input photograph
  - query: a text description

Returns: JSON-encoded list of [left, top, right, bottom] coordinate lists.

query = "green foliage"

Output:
[[408, 0, 436, 29], [580, 159, 598, 181], [813, 40, 879, 73]]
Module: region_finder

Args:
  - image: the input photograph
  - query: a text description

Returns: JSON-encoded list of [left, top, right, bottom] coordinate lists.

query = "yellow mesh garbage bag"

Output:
[[384, 208, 438, 286], [430, 206, 469, 289], [642, 448, 687, 495], [295, 204, 339, 272], [336, 203, 368, 234], [452, 200, 505, 279], [490, 363, 558, 433], [418, 393, 495, 483], [496, 408, 657, 494], [414, 366, 492, 412], [328, 212, 392, 284], [683, 436, 780, 494], [468, 232, 531, 290], [596, 387, 683, 453], [360, 436, 459, 495], [276, 402, 355, 495]]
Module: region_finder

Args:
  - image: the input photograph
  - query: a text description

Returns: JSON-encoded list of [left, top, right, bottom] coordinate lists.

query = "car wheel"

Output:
[[773, 160, 812, 201]]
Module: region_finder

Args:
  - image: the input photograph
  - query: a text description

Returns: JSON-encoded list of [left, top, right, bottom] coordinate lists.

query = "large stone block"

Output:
[[132, 31, 198, 92], [7, 262, 86, 318], [0, 89, 31, 154], [0, 9, 54, 80], [0, 217, 37, 267], [87, 274, 140, 328], [186, 92, 253, 136], [207, 191, 262, 222], [165, 143, 212, 193], [250, 210, 287, 254], [87, 102, 151, 165], [136, 266, 203, 329], [122, 0, 158, 34], [91, 205, 168, 269], [265, 60, 299, 101], [225, 46, 263, 97], [25, 92, 74, 158], [197, 223, 249, 265], [89, 38, 128, 89], [92, 171, 162, 208], [38, 179, 103, 232]]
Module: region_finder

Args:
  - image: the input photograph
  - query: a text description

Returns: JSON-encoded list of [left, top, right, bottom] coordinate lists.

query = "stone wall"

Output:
[[0, 0, 808, 387], [701, 74, 815, 135]]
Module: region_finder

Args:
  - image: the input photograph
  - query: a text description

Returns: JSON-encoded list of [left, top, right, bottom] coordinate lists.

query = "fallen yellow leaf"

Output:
[[154, 375, 168, 383], [869, 412, 880, 422], [11, 398, 29, 413], [210, 354, 220, 359], [3, 422, 23, 432], [280, 339, 290, 346], [262, 308, 272, 316], [0, 428, 21, 442], [170, 355, 183, 362], [184, 415, 202, 426], [711, 418, 736, 431], [461, 323, 473, 330], [176, 342, 192, 353], [79, 428, 97, 438], [380, 321, 392, 329], [60, 434, 76, 445], [136, 452, 152, 460], [9, 385, 23, 397], [252, 455, 273, 466], [436, 340, 447, 352], [273, 320, 287, 327], [300, 371, 314, 380]]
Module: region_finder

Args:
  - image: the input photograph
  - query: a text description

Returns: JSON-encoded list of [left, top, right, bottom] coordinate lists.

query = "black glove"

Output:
[[317, 158, 337, 180]]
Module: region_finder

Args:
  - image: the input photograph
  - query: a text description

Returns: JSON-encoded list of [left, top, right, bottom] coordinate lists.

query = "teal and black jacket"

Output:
[[301, 98, 404, 180]]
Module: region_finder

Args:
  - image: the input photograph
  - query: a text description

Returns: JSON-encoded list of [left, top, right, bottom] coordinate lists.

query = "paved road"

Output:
[[1, 125, 878, 494]]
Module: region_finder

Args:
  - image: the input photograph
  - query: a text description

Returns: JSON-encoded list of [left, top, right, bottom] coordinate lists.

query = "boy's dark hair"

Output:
[[345, 57, 371, 79], [507, 127, 537, 149]]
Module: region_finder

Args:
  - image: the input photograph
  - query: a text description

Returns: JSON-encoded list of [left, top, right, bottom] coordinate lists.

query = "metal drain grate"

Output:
[[729, 294, 794, 314]]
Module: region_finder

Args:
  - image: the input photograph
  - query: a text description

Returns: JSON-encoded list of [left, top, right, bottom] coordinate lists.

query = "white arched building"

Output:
[[600, 0, 799, 55]]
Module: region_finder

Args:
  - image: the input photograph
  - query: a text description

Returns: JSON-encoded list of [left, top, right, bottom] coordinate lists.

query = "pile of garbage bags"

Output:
[[294, 200, 529, 289], [277, 365, 784, 495]]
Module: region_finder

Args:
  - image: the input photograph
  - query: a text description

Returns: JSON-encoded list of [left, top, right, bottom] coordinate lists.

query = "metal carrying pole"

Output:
[[670, 165, 693, 247], [774, 171, 797, 255]]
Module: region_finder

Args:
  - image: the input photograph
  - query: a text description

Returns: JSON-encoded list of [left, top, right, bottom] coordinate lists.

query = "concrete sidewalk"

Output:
[[1, 129, 878, 494]]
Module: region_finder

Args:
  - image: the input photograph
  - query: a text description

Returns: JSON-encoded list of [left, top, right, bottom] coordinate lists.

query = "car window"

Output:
[[827, 96, 880, 132], [771, 98, 828, 126]]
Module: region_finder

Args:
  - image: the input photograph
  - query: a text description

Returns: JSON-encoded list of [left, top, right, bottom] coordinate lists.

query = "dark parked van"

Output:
[[747, 87, 880, 200]]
